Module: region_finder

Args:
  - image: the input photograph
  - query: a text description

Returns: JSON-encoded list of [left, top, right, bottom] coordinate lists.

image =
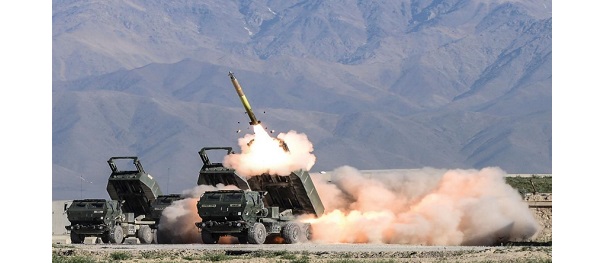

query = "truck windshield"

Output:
[[90, 203, 105, 208], [223, 192, 243, 202], [202, 193, 222, 202]]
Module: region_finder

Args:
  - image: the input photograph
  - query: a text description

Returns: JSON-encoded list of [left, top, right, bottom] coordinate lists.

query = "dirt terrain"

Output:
[[52, 243, 551, 262], [53, 192, 552, 262], [524, 193, 552, 243]]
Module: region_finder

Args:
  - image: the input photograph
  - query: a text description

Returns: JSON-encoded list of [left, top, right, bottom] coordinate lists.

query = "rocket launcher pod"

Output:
[[247, 170, 324, 217], [197, 147, 250, 190], [106, 156, 162, 217]]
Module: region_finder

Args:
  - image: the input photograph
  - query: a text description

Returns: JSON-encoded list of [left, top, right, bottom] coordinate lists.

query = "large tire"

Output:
[[282, 222, 302, 244], [201, 230, 218, 244], [109, 225, 124, 244], [137, 225, 153, 244], [301, 224, 312, 242], [70, 231, 83, 244], [247, 223, 266, 244]]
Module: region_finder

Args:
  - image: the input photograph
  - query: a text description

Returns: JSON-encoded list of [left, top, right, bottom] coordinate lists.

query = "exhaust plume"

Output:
[[223, 125, 316, 177], [305, 166, 540, 245]]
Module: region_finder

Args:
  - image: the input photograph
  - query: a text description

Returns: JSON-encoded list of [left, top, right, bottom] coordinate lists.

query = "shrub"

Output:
[[52, 254, 97, 263], [140, 250, 166, 259], [290, 255, 309, 263], [202, 252, 230, 262], [109, 251, 132, 261]]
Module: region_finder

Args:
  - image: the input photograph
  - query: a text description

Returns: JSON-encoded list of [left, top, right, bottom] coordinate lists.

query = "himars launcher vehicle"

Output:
[[196, 170, 324, 244], [65, 157, 163, 244], [194, 148, 324, 244]]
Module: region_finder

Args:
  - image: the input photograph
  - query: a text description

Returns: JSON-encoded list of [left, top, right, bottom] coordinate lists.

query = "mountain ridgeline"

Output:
[[52, 0, 552, 199]]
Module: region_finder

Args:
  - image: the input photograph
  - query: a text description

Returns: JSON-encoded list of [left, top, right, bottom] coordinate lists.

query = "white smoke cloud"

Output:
[[223, 125, 316, 177]]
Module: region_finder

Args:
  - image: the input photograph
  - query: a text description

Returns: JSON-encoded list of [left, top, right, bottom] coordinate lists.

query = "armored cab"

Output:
[[65, 199, 123, 244], [197, 147, 250, 190], [197, 190, 265, 223]]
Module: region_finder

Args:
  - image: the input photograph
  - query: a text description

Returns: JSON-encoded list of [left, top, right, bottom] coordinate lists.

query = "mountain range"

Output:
[[52, 0, 552, 200]]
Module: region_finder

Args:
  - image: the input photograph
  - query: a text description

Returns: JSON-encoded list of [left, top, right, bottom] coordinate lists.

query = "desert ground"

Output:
[[52, 242, 551, 262], [53, 187, 552, 262]]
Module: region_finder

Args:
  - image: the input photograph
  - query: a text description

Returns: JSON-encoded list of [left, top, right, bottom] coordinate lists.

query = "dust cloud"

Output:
[[304, 166, 540, 245], [156, 184, 239, 243]]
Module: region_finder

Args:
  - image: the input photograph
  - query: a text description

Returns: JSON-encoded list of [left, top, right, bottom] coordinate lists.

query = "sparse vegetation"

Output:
[[251, 249, 279, 258], [182, 255, 204, 261], [505, 176, 552, 195], [52, 253, 97, 263], [326, 260, 359, 263], [289, 255, 309, 263], [274, 250, 292, 257], [109, 251, 132, 261], [140, 250, 167, 259], [201, 252, 230, 261], [321, 259, 397, 263], [280, 253, 297, 260], [493, 258, 552, 263], [51, 245, 551, 263]]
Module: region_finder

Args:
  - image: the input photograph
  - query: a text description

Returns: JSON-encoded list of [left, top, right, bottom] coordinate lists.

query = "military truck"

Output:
[[194, 147, 324, 244], [65, 199, 126, 243], [65, 157, 163, 244]]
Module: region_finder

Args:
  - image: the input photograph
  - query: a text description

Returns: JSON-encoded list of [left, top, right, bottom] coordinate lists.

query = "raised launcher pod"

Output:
[[247, 170, 324, 217], [197, 147, 250, 190], [106, 156, 162, 217]]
